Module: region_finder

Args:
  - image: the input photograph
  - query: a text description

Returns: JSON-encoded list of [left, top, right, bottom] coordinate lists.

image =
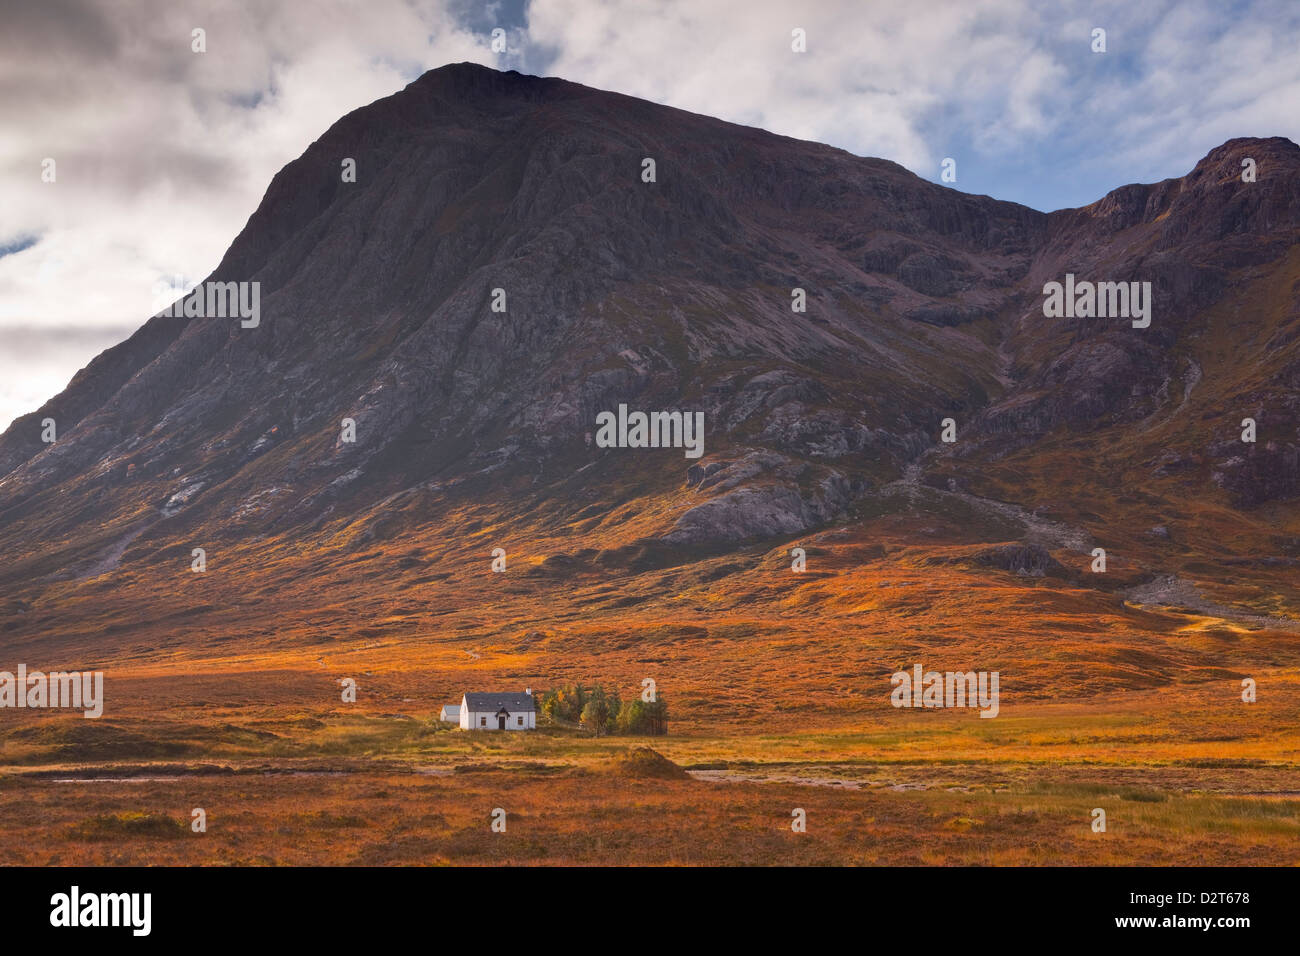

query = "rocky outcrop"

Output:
[[973, 543, 1069, 578], [1215, 441, 1300, 507], [670, 452, 864, 546]]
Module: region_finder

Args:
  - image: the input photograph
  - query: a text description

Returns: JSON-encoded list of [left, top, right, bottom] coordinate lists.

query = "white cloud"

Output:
[[0, 0, 498, 428], [524, 0, 1074, 171]]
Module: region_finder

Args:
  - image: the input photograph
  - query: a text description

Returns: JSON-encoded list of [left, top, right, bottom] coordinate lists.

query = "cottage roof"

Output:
[[463, 692, 536, 712]]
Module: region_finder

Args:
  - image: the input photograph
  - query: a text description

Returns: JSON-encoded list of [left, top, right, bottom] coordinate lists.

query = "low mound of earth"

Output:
[[605, 747, 690, 780]]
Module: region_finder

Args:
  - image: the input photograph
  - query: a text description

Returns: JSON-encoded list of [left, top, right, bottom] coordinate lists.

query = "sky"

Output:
[[1, 0, 1298, 431]]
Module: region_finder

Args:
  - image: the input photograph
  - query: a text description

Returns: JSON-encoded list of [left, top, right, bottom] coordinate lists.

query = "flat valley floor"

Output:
[[1, 670, 1297, 865]]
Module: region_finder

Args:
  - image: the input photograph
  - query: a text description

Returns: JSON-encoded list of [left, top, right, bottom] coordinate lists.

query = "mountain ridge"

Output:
[[1, 63, 1298, 641]]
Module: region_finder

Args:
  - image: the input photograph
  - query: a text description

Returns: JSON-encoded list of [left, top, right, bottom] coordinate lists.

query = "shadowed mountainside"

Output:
[[1, 64, 1298, 706]]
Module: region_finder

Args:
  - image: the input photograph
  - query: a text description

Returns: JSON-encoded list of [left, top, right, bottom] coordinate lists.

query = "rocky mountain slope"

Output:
[[1, 63, 1298, 646]]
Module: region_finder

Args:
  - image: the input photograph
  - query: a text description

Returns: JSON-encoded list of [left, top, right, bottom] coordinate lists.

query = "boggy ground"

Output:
[[0, 668, 1296, 865]]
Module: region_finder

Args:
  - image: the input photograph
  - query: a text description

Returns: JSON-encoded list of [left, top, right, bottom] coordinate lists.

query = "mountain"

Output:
[[1, 63, 1298, 699]]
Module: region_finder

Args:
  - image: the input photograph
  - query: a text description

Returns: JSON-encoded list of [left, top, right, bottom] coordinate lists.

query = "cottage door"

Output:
[[497, 715, 506, 729]]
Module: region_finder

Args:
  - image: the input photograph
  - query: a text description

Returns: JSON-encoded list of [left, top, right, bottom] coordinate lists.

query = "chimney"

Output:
[[525, 687, 531, 696]]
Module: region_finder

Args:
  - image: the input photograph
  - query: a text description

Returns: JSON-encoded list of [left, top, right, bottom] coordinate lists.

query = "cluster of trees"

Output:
[[539, 684, 668, 736]]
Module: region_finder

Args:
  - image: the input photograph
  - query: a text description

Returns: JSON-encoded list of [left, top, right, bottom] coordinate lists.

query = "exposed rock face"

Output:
[[669, 452, 861, 547], [0, 64, 1298, 578], [973, 543, 1069, 578], [1216, 441, 1300, 507]]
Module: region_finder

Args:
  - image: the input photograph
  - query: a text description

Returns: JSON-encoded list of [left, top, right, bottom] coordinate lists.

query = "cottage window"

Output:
[[480, 717, 486, 727], [517, 716, 523, 726]]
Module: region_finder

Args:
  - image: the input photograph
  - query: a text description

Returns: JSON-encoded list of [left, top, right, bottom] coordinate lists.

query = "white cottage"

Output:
[[439, 704, 460, 723], [459, 690, 536, 731]]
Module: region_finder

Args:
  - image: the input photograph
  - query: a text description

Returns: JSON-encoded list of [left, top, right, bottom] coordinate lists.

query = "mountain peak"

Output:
[[1193, 134, 1299, 171], [405, 60, 576, 103], [1, 70, 1297, 591]]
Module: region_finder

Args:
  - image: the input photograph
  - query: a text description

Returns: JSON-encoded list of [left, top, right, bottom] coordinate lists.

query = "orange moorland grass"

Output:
[[0, 654, 1296, 865], [2, 474, 1297, 864], [1, 747, 1297, 865]]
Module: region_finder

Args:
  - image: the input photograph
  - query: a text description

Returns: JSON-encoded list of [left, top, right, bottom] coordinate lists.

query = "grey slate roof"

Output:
[[463, 692, 536, 712]]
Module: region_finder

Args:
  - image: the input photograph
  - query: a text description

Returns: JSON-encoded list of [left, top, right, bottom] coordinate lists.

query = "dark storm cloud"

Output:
[[0, 0, 121, 60]]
